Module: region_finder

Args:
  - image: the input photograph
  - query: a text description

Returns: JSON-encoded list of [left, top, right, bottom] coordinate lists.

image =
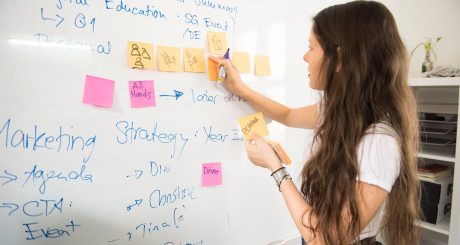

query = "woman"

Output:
[[210, 1, 421, 244]]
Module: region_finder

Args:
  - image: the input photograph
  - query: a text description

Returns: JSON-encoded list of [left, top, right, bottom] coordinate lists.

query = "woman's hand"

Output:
[[245, 133, 283, 172], [208, 56, 248, 96]]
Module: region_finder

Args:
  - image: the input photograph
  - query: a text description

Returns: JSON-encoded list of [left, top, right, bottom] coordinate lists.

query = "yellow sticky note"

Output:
[[184, 48, 205, 73], [254, 55, 271, 76], [158, 45, 181, 72], [208, 31, 228, 55], [232, 51, 251, 74], [128, 41, 154, 70], [238, 112, 269, 140], [207, 58, 218, 81]]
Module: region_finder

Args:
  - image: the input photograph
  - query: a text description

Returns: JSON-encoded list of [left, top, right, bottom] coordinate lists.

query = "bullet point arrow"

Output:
[[160, 89, 184, 100], [40, 8, 65, 28], [126, 199, 143, 211], [0, 170, 17, 186], [0, 202, 19, 216], [126, 170, 143, 180]]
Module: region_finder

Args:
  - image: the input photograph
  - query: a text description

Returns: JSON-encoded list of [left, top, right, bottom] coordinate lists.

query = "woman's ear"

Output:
[[336, 47, 342, 72]]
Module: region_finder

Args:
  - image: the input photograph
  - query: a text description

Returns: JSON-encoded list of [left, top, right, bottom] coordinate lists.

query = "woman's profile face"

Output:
[[303, 29, 324, 90]]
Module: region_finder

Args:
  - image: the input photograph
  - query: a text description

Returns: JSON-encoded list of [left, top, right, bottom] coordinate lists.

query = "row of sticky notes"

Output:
[[83, 75, 156, 108], [128, 31, 272, 78], [129, 42, 271, 77], [207, 53, 271, 79], [207, 31, 270, 76]]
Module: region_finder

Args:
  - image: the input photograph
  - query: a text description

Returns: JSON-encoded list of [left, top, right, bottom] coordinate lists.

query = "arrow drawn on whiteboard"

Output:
[[0, 202, 19, 216], [0, 170, 17, 186], [159, 89, 184, 100], [126, 170, 143, 180], [126, 199, 143, 211], [40, 8, 65, 27]]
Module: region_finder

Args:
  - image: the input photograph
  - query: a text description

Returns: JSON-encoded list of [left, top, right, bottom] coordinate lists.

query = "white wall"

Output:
[[385, 0, 460, 78], [304, 0, 460, 79]]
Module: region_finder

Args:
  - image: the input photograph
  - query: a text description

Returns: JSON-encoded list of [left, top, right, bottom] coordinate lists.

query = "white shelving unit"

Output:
[[419, 216, 450, 235], [410, 77, 460, 245]]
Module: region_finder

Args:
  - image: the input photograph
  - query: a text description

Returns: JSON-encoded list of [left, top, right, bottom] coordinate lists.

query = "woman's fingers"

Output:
[[243, 132, 282, 170], [208, 55, 243, 95], [209, 56, 234, 69], [245, 132, 260, 148], [208, 56, 225, 65]]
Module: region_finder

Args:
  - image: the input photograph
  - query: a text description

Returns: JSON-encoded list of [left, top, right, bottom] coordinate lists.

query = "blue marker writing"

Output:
[[217, 48, 230, 83]]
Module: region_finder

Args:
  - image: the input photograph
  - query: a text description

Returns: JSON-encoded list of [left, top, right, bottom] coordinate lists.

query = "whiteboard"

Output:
[[0, 0, 322, 244]]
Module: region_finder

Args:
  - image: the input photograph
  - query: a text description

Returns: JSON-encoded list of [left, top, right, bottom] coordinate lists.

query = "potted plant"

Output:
[[409, 37, 442, 73]]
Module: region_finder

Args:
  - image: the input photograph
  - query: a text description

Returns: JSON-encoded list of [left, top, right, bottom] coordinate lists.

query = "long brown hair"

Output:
[[301, 1, 421, 244]]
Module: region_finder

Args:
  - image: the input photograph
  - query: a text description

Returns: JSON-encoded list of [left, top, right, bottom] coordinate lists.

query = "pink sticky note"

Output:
[[202, 162, 222, 187], [129, 80, 156, 108], [83, 75, 115, 107]]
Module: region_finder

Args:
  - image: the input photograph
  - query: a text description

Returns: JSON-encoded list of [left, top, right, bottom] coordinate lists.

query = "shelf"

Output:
[[411, 77, 459, 245], [410, 77, 460, 87], [420, 119, 458, 125], [418, 104, 458, 114], [418, 216, 450, 235], [418, 151, 455, 163]]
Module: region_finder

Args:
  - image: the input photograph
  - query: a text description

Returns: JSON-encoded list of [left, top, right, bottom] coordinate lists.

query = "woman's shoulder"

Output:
[[359, 122, 400, 158], [358, 122, 401, 193], [365, 122, 398, 140]]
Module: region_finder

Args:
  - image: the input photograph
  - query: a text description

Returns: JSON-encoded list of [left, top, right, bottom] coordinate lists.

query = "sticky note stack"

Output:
[[238, 112, 291, 165], [265, 140, 292, 165]]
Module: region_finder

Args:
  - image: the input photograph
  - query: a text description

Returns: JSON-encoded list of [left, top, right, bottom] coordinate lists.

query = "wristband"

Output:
[[271, 167, 287, 185], [277, 174, 292, 192], [271, 167, 291, 191], [271, 167, 285, 177]]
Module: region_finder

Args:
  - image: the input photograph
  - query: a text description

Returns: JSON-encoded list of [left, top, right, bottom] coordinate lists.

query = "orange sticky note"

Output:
[[238, 112, 269, 139], [266, 140, 292, 165], [128, 41, 154, 70], [184, 48, 205, 73], [207, 31, 228, 55], [232, 51, 251, 74], [207, 58, 218, 81], [254, 55, 271, 76], [158, 45, 181, 72]]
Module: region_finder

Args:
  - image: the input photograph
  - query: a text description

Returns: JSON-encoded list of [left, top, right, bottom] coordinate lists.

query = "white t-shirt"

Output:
[[356, 123, 400, 240]]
